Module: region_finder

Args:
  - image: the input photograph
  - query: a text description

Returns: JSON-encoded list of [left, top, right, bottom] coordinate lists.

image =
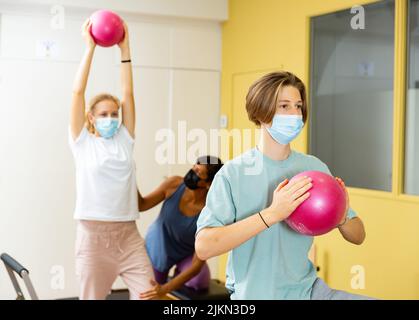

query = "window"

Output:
[[405, 0, 419, 196], [309, 0, 395, 192]]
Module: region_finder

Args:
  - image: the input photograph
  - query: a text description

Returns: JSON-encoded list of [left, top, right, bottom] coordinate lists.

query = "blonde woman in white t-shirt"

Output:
[[69, 19, 154, 300]]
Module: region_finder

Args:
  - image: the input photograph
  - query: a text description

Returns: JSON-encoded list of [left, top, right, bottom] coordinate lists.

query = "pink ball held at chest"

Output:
[[285, 170, 346, 236], [89, 10, 125, 47]]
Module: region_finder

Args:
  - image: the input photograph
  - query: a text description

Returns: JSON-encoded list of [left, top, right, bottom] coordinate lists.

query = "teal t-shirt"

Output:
[[196, 148, 357, 300]]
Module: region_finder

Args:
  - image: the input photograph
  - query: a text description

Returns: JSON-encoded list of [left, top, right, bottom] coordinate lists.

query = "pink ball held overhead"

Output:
[[89, 10, 125, 47]]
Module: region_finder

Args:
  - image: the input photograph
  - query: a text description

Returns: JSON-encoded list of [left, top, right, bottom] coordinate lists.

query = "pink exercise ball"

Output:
[[175, 256, 210, 291], [285, 170, 346, 236], [89, 10, 125, 47]]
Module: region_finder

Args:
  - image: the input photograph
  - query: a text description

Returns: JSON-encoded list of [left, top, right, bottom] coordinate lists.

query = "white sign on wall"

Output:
[[36, 40, 59, 59]]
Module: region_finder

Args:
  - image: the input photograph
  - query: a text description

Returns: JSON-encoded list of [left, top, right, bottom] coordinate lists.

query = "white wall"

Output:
[[0, 2, 223, 299]]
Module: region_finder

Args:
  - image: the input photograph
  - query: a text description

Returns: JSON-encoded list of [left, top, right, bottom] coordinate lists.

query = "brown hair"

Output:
[[245, 71, 308, 126], [85, 93, 121, 134]]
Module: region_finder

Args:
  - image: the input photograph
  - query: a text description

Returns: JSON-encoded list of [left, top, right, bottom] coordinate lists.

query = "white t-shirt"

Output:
[[68, 125, 140, 221]]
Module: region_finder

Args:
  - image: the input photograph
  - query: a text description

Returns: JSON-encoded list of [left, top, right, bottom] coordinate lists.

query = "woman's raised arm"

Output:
[[118, 22, 135, 138], [70, 19, 96, 140]]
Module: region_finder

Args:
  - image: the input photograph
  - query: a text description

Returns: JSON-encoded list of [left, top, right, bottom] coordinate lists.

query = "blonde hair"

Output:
[[86, 93, 121, 134], [246, 71, 308, 126]]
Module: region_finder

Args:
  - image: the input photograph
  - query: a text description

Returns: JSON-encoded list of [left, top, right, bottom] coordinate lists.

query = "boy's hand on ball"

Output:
[[263, 176, 313, 225], [335, 177, 349, 224]]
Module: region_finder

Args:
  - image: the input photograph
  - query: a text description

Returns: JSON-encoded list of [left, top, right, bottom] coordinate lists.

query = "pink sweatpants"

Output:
[[75, 220, 154, 300]]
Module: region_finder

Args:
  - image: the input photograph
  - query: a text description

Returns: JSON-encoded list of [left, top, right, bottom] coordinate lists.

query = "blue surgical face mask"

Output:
[[266, 114, 304, 145], [95, 117, 119, 139]]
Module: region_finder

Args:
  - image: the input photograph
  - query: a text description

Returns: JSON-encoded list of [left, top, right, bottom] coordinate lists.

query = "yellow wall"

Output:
[[220, 0, 419, 299]]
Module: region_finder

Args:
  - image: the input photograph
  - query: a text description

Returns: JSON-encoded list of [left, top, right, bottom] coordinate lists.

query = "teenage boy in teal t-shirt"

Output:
[[195, 71, 372, 300]]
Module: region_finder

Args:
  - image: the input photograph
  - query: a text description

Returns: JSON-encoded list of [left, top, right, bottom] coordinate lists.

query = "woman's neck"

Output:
[[185, 187, 208, 203], [257, 126, 292, 161]]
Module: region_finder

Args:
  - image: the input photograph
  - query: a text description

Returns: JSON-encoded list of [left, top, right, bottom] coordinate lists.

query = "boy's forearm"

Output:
[[195, 210, 277, 260]]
